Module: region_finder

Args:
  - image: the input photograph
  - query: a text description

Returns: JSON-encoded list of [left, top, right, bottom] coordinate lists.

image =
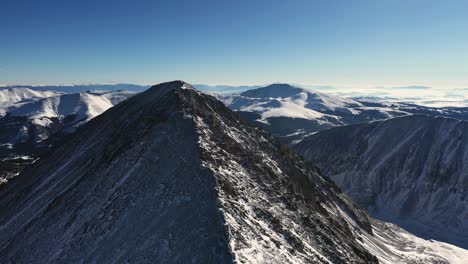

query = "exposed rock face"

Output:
[[1, 82, 466, 263], [0, 81, 378, 263], [293, 115, 468, 248]]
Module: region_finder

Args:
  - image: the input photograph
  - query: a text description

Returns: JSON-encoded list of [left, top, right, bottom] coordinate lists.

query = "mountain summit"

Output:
[[217, 84, 468, 144], [0, 81, 466, 263], [239, 84, 362, 112], [216, 84, 397, 142]]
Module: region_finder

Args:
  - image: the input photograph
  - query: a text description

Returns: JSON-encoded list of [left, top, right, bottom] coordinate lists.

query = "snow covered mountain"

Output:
[[8, 93, 113, 126], [237, 83, 363, 113], [0, 89, 137, 183], [0, 88, 63, 116], [2, 90, 136, 126], [8, 92, 132, 127], [2, 84, 148, 93], [217, 84, 468, 143], [293, 115, 468, 249], [0, 81, 466, 263]]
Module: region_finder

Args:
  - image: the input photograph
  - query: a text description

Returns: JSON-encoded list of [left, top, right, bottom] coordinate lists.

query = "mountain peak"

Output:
[[240, 83, 305, 99], [266, 83, 298, 89], [2, 82, 464, 263], [0, 81, 379, 263], [146, 80, 193, 93]]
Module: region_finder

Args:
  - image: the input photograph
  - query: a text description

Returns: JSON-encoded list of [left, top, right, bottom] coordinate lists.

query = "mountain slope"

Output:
[[0, 81, 376, 263], [0, 90, 136, 183], [224, 84, 363, 120], [0, 88, 63, 116], [239, 84, 362, 113], [0, 87, 61, 103], [293, 115, 468, 248], [218, 84, 468, 143], [1, 82, 466, 263], [9, 93, 112, 126], [5, 91, 136, 126], [218, 84, 405, 142]]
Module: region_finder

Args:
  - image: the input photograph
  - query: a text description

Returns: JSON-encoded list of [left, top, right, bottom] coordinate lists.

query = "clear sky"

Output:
[[2, 0, 468, 87]]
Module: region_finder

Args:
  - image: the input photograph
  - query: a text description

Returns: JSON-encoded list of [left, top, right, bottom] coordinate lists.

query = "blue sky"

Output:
[[2, 0, 468, 87]]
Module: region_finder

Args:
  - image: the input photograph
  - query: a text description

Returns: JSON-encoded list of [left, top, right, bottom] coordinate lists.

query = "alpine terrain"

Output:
[[0, 81, 466, 263], [293, 115, 468, 249], [0, 88, 136, 183], [217, 84, 468, 143]]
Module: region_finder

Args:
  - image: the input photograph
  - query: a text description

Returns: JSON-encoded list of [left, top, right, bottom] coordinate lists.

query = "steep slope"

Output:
[[0, 90, 136, 183], [0, 116, 63, 184], [293, 115, 468, 248], [0, 81, 376, 263], [1, 82, 466, 263]]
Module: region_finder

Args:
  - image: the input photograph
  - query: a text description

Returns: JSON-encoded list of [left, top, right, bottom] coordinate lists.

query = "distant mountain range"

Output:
[[2, 83, 468, 180], [216, 84, 468, 143], [0, 88, 136, 183], [1, 81, 466, 263], [1, 83, 257, 94], [293, 115, 468, 249], [2, 84, 149, 93]]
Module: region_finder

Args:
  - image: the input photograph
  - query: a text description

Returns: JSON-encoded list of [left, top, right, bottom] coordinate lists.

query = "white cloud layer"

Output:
[[309, 86, 468, 108]]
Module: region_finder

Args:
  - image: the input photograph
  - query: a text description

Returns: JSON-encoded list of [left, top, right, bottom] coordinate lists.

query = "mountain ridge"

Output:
[[293, 114, 468, 248], [1, 81, 466, 263], [0, 81, 378, 263], [216, 84, 468, 144]]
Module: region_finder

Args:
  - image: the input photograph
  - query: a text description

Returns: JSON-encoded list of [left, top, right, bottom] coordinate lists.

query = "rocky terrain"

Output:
[[293, 115, 468, 249], [1, 81, 466, 263]]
